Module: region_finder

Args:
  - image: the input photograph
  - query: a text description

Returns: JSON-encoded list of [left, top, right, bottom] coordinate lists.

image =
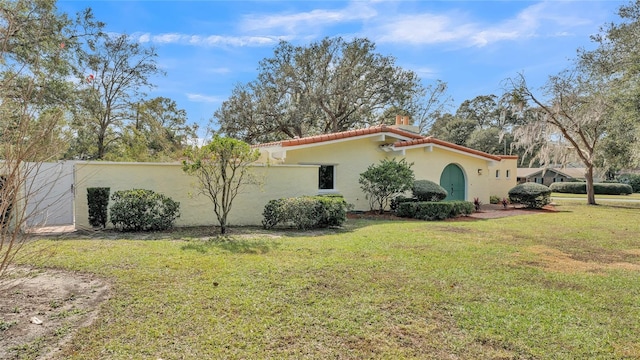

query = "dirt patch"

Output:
[[466, 204, 558, 220], [0, 267, 110, 360], [525, 245, 640, 273]]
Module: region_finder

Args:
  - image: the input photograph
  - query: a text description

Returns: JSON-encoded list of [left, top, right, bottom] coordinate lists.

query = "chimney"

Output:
[[390, 114, 420, 134]]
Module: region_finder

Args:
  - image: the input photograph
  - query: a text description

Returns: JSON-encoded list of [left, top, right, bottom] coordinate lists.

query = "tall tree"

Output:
[[182, 136, 260, 235], [506, 70, 612, 205], [1, 0, 100, 276], [215, 37, 423, 144], [70, 32, 162, 159], [506, 0, 640, 205]]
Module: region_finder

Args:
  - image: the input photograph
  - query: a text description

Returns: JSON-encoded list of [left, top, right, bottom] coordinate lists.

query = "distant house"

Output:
[[516, 167, 594, 186]]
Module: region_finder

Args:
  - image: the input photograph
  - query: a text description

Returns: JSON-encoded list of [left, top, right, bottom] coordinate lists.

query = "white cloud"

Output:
[[186, 93, 223, 103], [370, 1, 599, 48], [153, 33, 183, 44], [204, 67, 231, 74], [137, 33, 150, 43], [375, 13, 476, 45], [241, 2, 376, 34], [131, 32, 281, 47]]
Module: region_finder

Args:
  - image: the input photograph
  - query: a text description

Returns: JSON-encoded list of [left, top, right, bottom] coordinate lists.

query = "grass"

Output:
[[552, 192, 640, 200], [19, 200, 640, 359]]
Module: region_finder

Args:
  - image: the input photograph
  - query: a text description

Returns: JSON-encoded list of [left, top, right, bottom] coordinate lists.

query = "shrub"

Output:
[[489, 195, 501, 204], [261, 199, 285, 230], [412, 180, 447, 202], [0, 176, 13, 228], [473, 197, 482, 211], [508, 183, 551, 209], [390, 195, 417, 212], [549, 182, 586, 194], [549, 182, 633, 195], [262, 195, 348, 230], [396, 201, 473, 220], [618, 174, 640, 193], [359, 158, 414, 213], [110, 189, 180, 231], [594, 183, 633, 195], [87, 187, 110, 228]]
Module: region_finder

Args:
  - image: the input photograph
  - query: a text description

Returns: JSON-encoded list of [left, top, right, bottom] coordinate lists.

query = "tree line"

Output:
[[1, 0, 196, 163], [3, 0, 639, 198]]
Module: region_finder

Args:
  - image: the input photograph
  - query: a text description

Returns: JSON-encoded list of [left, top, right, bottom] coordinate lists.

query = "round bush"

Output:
[[412, 180, 447, 202], [110, 189, 180, 231], [508, 183, 551, 209]]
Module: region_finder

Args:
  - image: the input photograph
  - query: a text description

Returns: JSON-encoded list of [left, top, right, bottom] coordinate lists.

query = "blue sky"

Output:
[[58, 0, 624, 132]]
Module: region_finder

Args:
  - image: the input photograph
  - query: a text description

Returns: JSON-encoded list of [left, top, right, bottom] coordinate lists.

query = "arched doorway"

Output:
[[440, 164, 466, 201]]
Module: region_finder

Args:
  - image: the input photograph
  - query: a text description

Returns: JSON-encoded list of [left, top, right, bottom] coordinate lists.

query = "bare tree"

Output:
[[71, 33, 162, 160], [1, 0, 100, 276], [506, 70, 611, 205]]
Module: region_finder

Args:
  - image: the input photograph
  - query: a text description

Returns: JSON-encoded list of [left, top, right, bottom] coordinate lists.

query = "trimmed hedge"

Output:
[[412, 180, 447, 202], [549, 182, 633, 195], [396, 201, 473, 221], [390, 195, 417, 212], [87, 187, 110, 228], [617, 174, 640, 193], [508, 183, 551, 209], [262, 195, 348, 230], [110, 189, 180, 231]]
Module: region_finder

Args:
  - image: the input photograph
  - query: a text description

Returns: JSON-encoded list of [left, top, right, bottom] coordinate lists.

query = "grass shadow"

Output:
[[181, 237, 279, 254]]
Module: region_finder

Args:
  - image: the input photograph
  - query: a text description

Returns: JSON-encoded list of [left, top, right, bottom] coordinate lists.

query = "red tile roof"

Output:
[[254, 125, 516, 162], [392, 136, 504, 161], [254, 125, 422, 148]]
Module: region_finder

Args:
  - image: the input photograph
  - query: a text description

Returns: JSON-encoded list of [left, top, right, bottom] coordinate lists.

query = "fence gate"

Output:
[[25, 162, 75, 227]]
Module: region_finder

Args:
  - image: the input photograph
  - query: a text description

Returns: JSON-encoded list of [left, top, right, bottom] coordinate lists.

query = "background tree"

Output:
[[376, 80, 452, 134], [1, 0, 100, 276], [506, 70, 612, 205], [116, 97, 196, 161], [69, 32, 162, 160], [427, 94, 531, 158], [579, 0, 640, 174], [182, 136, 260, 235], [359, 158, 414, 214], [215, 37, 425, 144], [505, 0, 640, 205]]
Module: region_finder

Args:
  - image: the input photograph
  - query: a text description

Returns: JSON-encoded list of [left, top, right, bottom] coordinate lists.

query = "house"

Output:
[[255, 115, 517, 212], [516, 167, 592, 186], [71, 116, 517, 229]]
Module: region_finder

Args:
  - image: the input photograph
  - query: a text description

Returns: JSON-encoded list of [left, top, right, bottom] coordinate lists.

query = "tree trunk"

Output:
[[585, 165, 597, 205]]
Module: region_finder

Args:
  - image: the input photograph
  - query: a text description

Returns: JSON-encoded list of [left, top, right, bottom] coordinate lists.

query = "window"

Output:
[[495, 170, 500, 178], [319, 165, 335, 190], [506, 170, 510, 178]]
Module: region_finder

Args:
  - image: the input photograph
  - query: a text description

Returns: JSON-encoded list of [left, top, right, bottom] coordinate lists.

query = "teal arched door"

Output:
[[440, 164, 466, 201]]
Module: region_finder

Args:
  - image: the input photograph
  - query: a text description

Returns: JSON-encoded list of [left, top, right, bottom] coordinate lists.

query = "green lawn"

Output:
[[18, 201, 640, 359], [552, 192, 640, 200]]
